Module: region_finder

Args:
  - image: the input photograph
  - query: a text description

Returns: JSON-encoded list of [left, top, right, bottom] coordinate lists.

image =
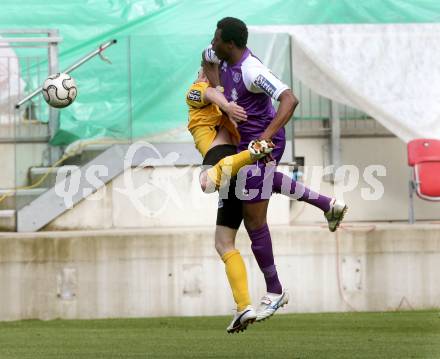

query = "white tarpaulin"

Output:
[[250, 24, 440, 142]]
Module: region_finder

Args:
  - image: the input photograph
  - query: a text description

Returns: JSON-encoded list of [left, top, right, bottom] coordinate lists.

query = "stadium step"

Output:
[[29, 166, 80, 188], [0, 188, 47, 211], [16, 145, 127, 232], [0, 121, 49, 142], [28, 144, 116, 189], [62, 144, 111, 166], [15, 143, 204, 232], [0, 209, 16, 231]]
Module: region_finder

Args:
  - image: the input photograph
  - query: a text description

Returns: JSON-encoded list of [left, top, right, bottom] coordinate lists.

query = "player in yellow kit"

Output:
[[186, 68, 273, 192], [185, 67, 273, 333]]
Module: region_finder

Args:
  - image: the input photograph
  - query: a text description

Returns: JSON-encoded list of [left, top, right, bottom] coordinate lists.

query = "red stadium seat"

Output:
[[407, 139, 440, 223]]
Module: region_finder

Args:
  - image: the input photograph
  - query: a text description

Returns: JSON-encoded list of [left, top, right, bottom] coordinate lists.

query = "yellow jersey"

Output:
[[186, 81, 240, 144]]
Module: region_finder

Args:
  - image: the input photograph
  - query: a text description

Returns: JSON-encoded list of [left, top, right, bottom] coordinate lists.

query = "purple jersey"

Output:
[[204, 46, 290, 202], [218, 48, 289, 153]]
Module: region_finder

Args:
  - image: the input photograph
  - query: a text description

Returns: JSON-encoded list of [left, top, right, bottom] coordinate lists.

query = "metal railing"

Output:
[[291, 78, 392, 138], [0, 29, 60, 159]]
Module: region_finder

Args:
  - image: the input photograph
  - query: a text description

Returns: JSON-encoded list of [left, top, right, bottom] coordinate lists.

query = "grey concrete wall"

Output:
[[0, 224, 439, 321], [0, 143, 46, 188]]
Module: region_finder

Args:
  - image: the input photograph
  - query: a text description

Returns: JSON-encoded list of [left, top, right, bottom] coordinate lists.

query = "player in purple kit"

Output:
[[205, 17, 348, 321]]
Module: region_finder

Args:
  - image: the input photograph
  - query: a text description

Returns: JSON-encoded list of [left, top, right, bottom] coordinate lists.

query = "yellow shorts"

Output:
[[189, 115, 240, 157], [189, 124, 217, 157]]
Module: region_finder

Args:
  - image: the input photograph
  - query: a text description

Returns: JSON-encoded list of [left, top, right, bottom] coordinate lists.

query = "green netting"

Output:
[[2, 0, 440, 145]]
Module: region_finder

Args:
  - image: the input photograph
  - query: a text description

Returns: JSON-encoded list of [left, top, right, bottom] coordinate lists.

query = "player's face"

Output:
[[211, 29, 229, 61]]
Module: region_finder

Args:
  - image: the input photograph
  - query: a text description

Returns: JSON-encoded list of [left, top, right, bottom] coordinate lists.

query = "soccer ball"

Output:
[[42, 73, 77, 108]]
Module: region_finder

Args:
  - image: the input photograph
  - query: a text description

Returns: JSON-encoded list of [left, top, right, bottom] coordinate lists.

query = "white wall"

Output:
[[46, 137, 440, 230], [46, 166, 291, 230]]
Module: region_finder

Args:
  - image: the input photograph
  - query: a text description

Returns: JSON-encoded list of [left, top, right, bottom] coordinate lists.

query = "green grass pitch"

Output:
[[0, 311, 439, 358]]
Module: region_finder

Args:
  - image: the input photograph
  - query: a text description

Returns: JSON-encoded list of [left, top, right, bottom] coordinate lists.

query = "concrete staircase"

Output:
[[0, 210, 15, 232], [0, 120, 50, 231], [0, 189, 47, 231], [15, 143, 209, 232], [0, 144, 109, 231]]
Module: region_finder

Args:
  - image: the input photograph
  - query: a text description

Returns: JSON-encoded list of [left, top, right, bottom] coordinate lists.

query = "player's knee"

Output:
[[200, 178, 207, 192], [243, 215, 266, 232], [215, 239, 234, 257], [199, 170, 216, 193], [214, 231, 235, 256], [214, 240, 225, 256], [199, 171, 209, 192]]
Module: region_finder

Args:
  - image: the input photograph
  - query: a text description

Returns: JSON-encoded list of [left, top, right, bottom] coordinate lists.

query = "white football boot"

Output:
[[248, 139, 274, 160], [226, 305, 257, 333], [324, 199, 348, 232], [256, 291, 289, 322]]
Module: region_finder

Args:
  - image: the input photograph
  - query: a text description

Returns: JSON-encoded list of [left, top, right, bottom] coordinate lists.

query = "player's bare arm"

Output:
[[204, 87, 247, 124], [202, 61, 221, 88], [202, 47, 221, 87], [260, 89, 298, 141]]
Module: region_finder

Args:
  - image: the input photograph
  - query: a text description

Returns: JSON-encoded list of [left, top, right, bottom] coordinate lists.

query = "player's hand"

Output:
[[226, 101, 247, 123], [264, 139, 275, 150]]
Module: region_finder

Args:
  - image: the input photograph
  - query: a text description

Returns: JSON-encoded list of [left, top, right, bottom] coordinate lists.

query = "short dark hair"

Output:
[[217, 17, 248, 48]]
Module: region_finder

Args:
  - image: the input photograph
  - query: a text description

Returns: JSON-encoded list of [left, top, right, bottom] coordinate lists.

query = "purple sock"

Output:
[[272, 172, 332, 212], [247, 224, 283, 294]]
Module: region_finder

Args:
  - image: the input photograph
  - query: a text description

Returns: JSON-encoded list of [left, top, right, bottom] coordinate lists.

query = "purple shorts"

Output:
[[235, 136, 286, 203]]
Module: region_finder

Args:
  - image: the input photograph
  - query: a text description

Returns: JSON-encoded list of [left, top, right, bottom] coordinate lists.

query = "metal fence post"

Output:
[[408, 178, 415, 224], [47, 29, 62, 164]]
